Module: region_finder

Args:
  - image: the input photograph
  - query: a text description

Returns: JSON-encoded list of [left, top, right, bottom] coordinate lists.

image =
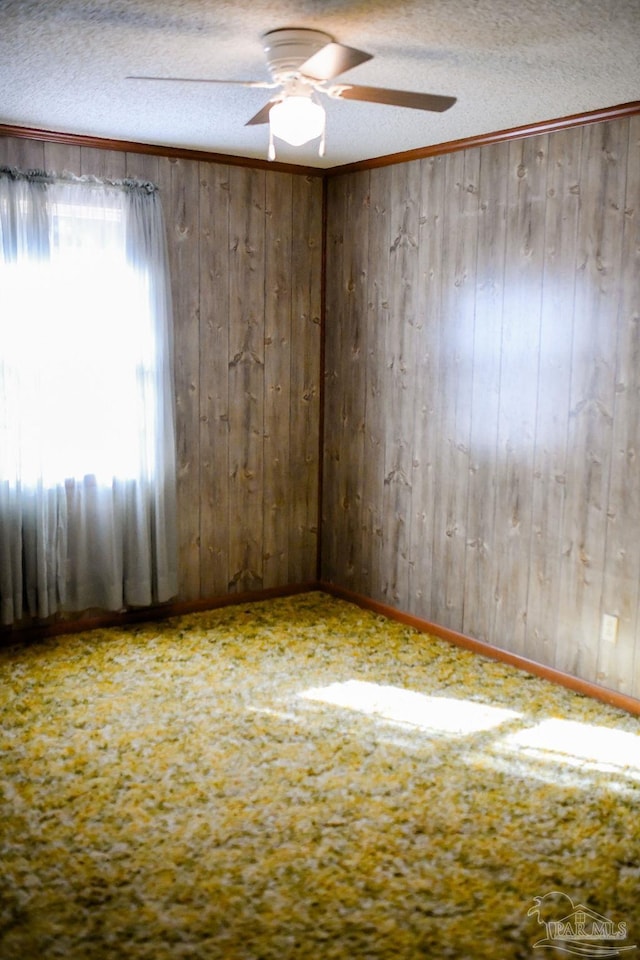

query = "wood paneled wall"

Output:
[[3, 116, 639, 700], [322, 115, 640, 696], [0, 135, 322, 604]]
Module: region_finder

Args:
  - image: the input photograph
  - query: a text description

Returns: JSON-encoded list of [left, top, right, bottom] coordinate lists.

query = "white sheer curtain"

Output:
[[0, 167, 178, 625]]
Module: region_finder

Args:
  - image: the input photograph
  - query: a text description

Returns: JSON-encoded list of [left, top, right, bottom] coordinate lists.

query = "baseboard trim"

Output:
[[319, 581, 640, 717], [0, 581, 320, 645], [6, 577, 639, 716]]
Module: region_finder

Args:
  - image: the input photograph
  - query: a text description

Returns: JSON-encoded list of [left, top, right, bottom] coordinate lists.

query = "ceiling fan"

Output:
[[128, 28, 457, 160]]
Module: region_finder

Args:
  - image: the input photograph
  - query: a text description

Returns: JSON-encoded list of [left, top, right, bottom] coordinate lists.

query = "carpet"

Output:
[[1, 591, 638, 958]]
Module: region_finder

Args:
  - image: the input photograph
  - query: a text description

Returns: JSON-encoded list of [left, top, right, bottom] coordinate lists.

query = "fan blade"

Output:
[[126, 75, 274, 88], [330, 84, 456, 112], [245, 99, 280, 126], [299, 42, 372, 81]]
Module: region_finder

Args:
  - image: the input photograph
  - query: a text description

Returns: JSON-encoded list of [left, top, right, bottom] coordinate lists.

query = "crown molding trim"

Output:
[[323, 100, 640, 175], [2, 101, 639, 179], [0, 123, 322, 177]]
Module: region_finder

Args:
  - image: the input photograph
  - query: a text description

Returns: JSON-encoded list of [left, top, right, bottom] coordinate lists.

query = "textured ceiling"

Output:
[[1, 0, 639, 169]]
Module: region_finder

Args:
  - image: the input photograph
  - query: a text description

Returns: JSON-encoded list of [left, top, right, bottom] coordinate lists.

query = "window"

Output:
[[0, 168, 178, 625]]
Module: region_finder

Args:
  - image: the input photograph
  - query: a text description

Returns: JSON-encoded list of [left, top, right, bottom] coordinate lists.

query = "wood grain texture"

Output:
[[338, 171, 369, 590], [4, 116, 640, 699], [598, 115, 640, 697], [81, 145, 126, 179], [227, 167, 266, 594], [45, 140, 81, 175], [199, 161, 231, 598], [0, 134, 322, 614], [462, 142, 507, 644], [361, 166, 390, 601], [410, 156, 446, 619], [431, 148, 480, 631], [1, 135, 45, 170], [289, 174, 322, 584], [0, 123, 321, 176], [556, 121, 627, 680], [263, 172, 293, 588], [320, 175, 345, 585], [161, 156, 202, 600], [382, 161, 422, 609], [322, 172, 369, 589], [322, 115, 640, 695], [526, 128, 581, 669], [327, 101, 640, 176], [491, 136, 546, 655]]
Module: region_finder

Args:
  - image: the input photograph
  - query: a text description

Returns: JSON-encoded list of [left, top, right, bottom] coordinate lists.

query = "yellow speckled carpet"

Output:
[[1, 592, 639, 959]]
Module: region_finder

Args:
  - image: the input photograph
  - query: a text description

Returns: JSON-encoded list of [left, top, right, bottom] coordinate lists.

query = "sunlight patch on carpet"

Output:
[[496, 718, 640, 781], [1, 591, 638, 959], [299, 678, 522, 734]]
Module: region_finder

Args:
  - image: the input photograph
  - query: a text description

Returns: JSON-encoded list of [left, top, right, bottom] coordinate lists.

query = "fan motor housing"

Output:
[[262, 28, 332, 81]]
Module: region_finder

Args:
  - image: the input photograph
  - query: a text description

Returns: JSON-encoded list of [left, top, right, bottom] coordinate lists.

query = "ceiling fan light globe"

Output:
[[269, 97, 325, 146]]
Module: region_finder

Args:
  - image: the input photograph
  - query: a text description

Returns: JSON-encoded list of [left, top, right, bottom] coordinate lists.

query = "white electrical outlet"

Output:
[[601, 613, 618, 645]]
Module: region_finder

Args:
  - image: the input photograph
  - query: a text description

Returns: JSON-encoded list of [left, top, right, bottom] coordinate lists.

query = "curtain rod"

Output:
[[0, 165, 158, 194]]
